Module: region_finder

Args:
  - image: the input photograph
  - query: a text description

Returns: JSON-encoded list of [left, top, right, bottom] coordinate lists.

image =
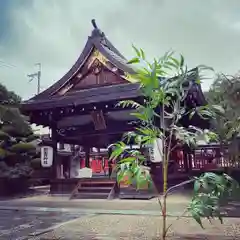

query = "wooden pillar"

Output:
[[183, 144, 193, 173], [49, 121, 58, 194], [183, 145, 189, 173], [108, 147, 113, 178], [85, 147, 90, 168], [51, 123, 58, 179]]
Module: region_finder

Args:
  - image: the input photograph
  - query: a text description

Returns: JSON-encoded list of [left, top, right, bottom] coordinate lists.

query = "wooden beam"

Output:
[[91, 110, 106, 130], [85, 147, 90, 168], [51, 122, 58, 180], [24, 95, 143, 126], [56, 122, 135, 138]]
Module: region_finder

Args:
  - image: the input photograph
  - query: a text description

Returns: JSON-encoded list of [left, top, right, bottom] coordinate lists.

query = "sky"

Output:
[[1, 0, 240, 101]]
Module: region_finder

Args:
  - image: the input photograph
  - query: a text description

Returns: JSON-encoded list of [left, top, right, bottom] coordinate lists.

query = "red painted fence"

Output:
[[78, 144, 240, 174]]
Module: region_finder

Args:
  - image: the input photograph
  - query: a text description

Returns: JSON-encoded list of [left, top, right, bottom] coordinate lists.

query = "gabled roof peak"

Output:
[[90, 19, 105, 38], [91, 19, 98, 29]]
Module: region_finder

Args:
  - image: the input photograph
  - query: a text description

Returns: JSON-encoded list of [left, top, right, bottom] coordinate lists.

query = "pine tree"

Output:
[[0, 83, 38, 179]]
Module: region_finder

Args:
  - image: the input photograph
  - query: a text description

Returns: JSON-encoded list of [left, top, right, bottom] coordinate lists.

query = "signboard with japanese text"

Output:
[[148, 138, 163, 163], [41, 146, 53, 167]]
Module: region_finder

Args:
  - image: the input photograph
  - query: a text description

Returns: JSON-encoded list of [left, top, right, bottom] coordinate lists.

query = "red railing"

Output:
[[178, 144, 240, 171], [77, 144, 240, 174], [80, 157, 111, 174]]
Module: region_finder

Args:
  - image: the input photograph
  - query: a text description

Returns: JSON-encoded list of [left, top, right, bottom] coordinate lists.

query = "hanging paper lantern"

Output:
[[41, 146, 53, 167]]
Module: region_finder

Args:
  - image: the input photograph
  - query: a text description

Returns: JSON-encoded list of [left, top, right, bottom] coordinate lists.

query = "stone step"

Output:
[[119, 186, 155, 200], [80, 181, 115, 188], [73, 192, 110, 199], [71, 179, 115, 199], [77, 187, 113, 193]]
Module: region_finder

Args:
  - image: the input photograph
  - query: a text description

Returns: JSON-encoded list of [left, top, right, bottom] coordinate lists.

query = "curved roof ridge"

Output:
[[29, 19, 131, 101]]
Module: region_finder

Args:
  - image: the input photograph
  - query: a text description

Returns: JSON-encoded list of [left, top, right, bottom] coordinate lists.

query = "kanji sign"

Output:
[[148, 138, 163, 163], [41, 146, 53, 167]]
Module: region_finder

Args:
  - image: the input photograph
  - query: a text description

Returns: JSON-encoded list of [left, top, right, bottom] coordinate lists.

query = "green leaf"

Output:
[[132, 45, 141, 57], [135, 169, 148, 189], [119, 157, 136, 163], [109, 142, 126, 160], [195, 79, 201, 84], [165, 87, 180, 97], [198, 109, 213, 119], [211, 105, 225, 115], [117, 171, 125, 183], [180, 54, 184, 67], [191, 211, 204, 228], [165, 61, 178, 69], [130, 112, 149, 122], [128, 57, 140, 64], [197, 64, 214, 72], [169, 56, 180, 67], [194, 180, 201, 192], [140, 48, 145, 60], [189, 110, 195, 119]]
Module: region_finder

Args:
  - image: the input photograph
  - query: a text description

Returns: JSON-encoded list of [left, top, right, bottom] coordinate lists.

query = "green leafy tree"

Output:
[[110, 48, 239, 239], [205, 74, 238, 138], [205, 74, 240, 166], [0, 83, 38, 179]]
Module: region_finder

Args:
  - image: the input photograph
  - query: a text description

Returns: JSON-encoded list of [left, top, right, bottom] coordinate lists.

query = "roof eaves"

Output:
[[30, 37, 94, 101]]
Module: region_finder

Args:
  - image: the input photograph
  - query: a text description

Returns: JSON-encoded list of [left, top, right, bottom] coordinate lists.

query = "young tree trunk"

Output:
[[162, 160, 168, 240]]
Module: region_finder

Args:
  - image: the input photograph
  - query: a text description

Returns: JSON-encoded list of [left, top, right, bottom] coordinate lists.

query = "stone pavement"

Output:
[[39, 214, 240, 239], [0, 193, 240, 239], [0, 209, 84, 240], [1, 193, 240, 217], [1, 194, 240, 218], [0, 193, 191, 217]]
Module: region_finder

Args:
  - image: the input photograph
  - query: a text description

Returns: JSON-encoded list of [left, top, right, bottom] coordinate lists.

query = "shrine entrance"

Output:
[[79, 148, 111, 177], [21, 19, 210, 199]]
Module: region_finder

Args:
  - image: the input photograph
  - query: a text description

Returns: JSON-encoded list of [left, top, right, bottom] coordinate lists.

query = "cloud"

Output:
[[1, 0, 240, 99]]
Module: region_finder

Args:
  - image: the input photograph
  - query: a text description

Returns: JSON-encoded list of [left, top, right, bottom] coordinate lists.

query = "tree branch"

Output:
[[157, 196, 163, 215], [164, 178, 195, 198], [170, 144, 178, 153]]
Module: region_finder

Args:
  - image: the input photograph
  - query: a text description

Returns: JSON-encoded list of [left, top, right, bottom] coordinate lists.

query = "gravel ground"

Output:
[[40, 214, 240, 240]]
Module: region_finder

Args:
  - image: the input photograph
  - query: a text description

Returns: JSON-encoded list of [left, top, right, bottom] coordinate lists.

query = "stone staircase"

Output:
[[70, 178, 116, 199]]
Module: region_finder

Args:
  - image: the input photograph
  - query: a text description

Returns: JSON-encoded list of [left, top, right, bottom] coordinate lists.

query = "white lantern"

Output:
[[41, 146, 53, 167], [149, 138, 163, 163]]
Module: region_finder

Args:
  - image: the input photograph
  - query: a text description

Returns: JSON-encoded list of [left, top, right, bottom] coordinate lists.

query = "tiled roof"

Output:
[[26, 20, 132, 102]]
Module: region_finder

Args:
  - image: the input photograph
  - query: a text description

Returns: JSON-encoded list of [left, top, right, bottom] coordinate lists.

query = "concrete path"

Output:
[[0, 209, 85, 240], [0, 194, 240, 217], [0, 193, 240, 239], [0, 194, 191, 217]]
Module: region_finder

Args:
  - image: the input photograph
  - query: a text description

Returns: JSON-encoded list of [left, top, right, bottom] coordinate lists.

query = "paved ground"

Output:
[[0, 209, 240, 239], [0, 193, 191, 211], [1, 194, 240, 217], [0, 192, 240, 239], [0, 209, 84, 240]]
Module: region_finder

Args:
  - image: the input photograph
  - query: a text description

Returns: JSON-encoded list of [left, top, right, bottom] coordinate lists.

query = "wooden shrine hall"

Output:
[[21, 19, 210, 199]]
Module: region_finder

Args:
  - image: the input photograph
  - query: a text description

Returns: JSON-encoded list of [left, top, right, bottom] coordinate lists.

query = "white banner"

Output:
[[149, 138, 163, 163], [41, 146, 53, 167]]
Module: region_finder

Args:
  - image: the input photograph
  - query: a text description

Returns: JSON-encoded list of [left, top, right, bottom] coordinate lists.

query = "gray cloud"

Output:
[[1, 0, 240, 99]]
